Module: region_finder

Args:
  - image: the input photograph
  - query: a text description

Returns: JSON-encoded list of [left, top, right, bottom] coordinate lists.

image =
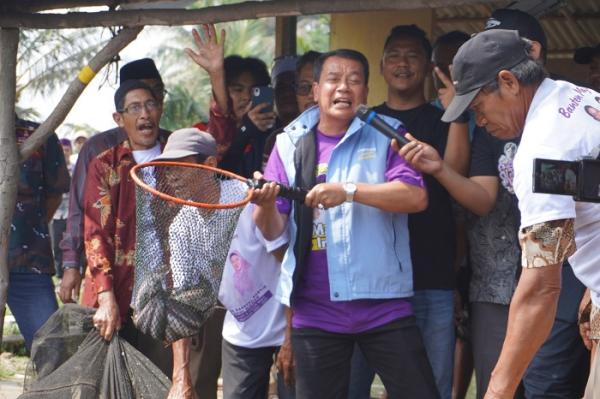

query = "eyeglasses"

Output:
[[119, 100, 159, 115], [294, 82, 313, 96]]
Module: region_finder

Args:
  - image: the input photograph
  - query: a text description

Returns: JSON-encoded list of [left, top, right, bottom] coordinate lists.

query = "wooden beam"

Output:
[[0, 0, 498, 29], [436, 13, 600, 25], [20, 27, 143, 160], [0, 28, 20, 348], [1, 0, 176, 13]]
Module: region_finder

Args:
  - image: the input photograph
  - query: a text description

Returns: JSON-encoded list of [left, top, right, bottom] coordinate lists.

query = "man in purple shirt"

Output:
[[252, 49, 439, 398]]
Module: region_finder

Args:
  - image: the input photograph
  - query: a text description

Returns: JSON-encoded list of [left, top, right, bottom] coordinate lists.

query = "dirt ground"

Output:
[[0, 352, 27, 399]]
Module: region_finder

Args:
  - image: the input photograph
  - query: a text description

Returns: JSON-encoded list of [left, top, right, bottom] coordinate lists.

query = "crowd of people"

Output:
[[6, 6, 600, 399]]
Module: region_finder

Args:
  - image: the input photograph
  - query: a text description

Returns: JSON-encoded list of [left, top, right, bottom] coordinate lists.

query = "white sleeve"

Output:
[[254, 224, 290, 253]]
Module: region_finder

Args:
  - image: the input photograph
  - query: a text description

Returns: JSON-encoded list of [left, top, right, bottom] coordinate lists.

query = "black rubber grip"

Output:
[[247, 178, 308, 202]]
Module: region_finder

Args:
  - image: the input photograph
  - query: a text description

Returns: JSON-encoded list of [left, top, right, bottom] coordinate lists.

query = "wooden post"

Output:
[[0, 27, 20, 349], [275, 16, 297, 57], [0, 26, 141, 347]]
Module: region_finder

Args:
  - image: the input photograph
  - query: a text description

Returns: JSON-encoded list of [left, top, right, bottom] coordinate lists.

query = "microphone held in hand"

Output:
[[247, 178, 308, 202], [355, 104, 410, 148]]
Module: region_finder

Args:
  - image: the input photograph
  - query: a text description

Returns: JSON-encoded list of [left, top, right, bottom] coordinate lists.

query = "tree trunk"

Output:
[[20, 26, 143, 161], [0, 27, 20, 349], [0, 26, 142, 347]]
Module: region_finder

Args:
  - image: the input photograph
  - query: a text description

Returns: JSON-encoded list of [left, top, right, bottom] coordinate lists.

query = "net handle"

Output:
[[130, 161, 252, 209]]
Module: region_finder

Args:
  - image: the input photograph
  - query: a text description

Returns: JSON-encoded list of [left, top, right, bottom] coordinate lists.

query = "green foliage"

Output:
[[160, 86, 209, 131], [297, 15, 331, 54], [17, 28, 109, 97]]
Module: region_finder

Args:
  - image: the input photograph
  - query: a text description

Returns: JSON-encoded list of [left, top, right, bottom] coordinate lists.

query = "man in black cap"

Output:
[[59, 58, 169, 305], [574, 44, 600, 91], [483, 9, 590, 399], [398, 29, 600, 399]]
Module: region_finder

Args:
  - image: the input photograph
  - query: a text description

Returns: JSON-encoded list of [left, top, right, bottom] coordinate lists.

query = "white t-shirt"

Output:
[[132, 142, 161, 164], [513, 78, 600, 306], [220, 204, 289, 348]]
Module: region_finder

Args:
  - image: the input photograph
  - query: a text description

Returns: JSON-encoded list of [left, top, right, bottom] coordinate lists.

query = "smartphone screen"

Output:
[[532, 158, 578, 196], [251, 86, 274, 113]]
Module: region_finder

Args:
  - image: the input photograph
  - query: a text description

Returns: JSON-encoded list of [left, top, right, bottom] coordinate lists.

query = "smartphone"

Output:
[[532, 158, 578, 196], [251, 86, 274, 113]]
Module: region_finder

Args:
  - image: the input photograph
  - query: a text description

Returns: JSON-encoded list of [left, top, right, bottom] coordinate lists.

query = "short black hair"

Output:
[[433, 30, 470, 50], [223, 55, 270, 87], [296, 50, 322, 76], [313, 49, 370, 85], [384, 24, 432, 60], [114, 80, 155, 111]]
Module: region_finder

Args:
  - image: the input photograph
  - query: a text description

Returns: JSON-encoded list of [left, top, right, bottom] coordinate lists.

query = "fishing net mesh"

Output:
[[131, 162, 248, 343]]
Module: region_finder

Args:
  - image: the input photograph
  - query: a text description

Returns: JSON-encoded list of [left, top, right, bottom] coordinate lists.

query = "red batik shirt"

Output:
[[82, 137, 165, 320]]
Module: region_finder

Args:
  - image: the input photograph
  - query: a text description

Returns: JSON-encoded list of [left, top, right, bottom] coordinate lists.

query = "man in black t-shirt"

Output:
[[358, 25, 469, 399]]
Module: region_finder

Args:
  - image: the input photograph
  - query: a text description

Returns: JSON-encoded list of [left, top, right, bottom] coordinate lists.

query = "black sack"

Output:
[[19, 304, 170, 399]]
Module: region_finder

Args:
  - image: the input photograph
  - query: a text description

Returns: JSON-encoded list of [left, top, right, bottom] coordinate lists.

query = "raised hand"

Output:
[[185, 23, 226, 76], [434, 66, 456, 110]]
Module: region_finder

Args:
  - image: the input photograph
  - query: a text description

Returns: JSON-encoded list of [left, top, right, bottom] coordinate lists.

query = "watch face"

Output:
[[344, 182, 357, 202], [344, 183, 357, 193]]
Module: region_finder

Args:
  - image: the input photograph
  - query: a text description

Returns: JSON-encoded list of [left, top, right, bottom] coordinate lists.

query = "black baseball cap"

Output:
[[574, 44, 600, 64], [485, 9, 547, 52], [441, 29, 530, 122]]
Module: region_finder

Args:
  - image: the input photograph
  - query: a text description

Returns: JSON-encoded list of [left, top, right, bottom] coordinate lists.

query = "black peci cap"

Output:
[[119, 58, 162, 84]]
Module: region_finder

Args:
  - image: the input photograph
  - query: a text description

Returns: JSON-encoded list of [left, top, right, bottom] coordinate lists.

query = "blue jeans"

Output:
[[7, 271, 58, 351], [518, 263, 589, 398], [411, 289, 455, 399]]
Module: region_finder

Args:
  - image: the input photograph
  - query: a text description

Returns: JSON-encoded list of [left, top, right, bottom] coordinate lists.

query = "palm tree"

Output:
[[17, 28, 109, 96]]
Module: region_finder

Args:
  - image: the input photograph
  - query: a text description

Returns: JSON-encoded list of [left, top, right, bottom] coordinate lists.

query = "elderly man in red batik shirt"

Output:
[[81, 79, 172, 375]]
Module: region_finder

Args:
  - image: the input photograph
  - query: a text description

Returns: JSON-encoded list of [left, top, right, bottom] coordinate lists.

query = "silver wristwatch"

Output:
[[343, 182, 357, 203]]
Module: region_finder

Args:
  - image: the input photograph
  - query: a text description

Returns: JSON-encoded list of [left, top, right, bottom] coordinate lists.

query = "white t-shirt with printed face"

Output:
[[513, 78, 600, 306], [219, 204, 289, 349]]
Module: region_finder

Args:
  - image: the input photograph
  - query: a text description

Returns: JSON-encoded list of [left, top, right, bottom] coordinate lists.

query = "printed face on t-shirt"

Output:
[[313, 56, 368, 126], [585, 105, 600, 122]]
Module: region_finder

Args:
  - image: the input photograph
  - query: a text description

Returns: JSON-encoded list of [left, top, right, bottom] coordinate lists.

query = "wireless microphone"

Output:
[[356, 104, 410, 148]]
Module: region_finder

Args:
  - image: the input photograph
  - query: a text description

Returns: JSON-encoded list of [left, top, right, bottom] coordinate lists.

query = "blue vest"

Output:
[[275, 106, 415, 306]]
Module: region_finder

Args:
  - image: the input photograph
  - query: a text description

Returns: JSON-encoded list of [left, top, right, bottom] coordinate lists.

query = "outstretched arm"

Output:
[[186, 24, 228, 115], [395, 135, 498, 216]]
